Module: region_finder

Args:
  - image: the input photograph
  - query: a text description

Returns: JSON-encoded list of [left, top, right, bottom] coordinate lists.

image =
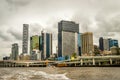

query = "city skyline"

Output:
[[0, 0, 120, 59]]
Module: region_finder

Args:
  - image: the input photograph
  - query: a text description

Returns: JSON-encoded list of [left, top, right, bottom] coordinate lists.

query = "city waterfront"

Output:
[[0, 67, 120, 80], [0, 0, 120, 80], [1, 56, 120, 67]]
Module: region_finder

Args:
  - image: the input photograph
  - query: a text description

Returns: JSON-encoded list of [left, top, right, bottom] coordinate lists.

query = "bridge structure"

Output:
[[0, 60, 54, 67], [0, 56, 120, 67], [55, 55, 120, 67]]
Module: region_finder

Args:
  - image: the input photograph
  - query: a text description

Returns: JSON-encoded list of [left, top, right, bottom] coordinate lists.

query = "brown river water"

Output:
[[0, 67, 120, 80]]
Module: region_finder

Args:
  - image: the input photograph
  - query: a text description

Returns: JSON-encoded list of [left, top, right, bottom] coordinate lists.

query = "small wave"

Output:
[[1, 69, 70, 80], [29, 70, 70, 80]]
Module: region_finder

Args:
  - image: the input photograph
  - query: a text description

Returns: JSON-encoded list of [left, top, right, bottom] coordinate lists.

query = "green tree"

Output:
[[71, 53, 77, 58], [94, 46, 100, 56], [65, 55, 69, 60]]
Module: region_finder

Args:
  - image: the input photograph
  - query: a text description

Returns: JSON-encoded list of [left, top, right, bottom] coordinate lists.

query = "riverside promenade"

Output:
[[0, 56, 120, 67]]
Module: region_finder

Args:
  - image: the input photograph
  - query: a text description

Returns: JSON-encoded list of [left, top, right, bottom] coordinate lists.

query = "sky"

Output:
[[0, 0, 120, 59]]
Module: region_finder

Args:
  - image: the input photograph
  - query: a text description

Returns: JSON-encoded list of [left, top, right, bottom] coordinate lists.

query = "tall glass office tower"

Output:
[[41, 32, 52, 59], [58, 20, 79, 57], [99, 37, 104, 51], [109, 39, 119, 50], [78, 33, 82, 56]]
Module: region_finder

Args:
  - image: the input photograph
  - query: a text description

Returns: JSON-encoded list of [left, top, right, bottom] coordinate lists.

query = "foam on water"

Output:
[[1, 69, 70, 80]]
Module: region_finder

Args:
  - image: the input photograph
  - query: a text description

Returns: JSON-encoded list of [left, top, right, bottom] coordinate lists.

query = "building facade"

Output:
[[99, 37, 119, 51], [109, 39, 119, 48], [81, 32, 94, 55], [99, 37, 104, 51], [113, 39, 119, 47], [11, 43, 19, 60], [30, 35, 41, 60], [78, 33, 82, 56], [103, 39, 109, 51], [22, 24, 29, 54], [30, 35, 39, 54], [58, 20, 79, 57], [41, 32, 52, 59]]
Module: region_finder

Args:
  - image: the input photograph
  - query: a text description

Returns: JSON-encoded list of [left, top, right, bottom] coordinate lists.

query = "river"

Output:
[[0, 67, 120, 80]]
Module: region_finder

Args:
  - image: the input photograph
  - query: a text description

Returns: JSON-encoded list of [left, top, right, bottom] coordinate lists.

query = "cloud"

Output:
[[0, 0, 120, 59], [0, 26, 14, 41], [0, 31, 11, 41], [7, 28, 22, 40], [6, 0, 31, 7], [30, 24, 43, 34]]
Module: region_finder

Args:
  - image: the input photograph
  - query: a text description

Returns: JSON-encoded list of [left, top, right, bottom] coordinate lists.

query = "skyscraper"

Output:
[[103, 39, 109, 51], [30, 35, 40, 60], [22, 24, 29, 54], [81, 32, 94, 55], [30, 35, 39, 54], [41, 32, 52, 59], [58, 20, 79, 57], [78, 33, 82, 56], [39, 36, 43, 51], [11, 43, 19, 60], [108, 38, 112, 50], [99, 37, 118, 51], [109, 39, 119, 50], [99, 37, 104, 51], [113, 39, 119, 47]]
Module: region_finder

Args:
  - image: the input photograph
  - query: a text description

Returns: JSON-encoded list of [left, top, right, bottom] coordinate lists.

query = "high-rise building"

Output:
[[99, 37, 104, 51], [30, 35, 39, 54], [109, 39, 119, 50], [112, 39, 119, 47], [22, 24, 29, 54], [103, 39, 110, 51], [58, 20, 79, 57], [11, 43, 19, 60], [30, 50, 41, 60], [108, 38, 112, 50], [78, 33, 82, 56], [30, 35, 41, 60], [41, 32, 52, 59], [99, 37, 119, 51], [81, 32, 94, 55], [39, 36, 43, 51]]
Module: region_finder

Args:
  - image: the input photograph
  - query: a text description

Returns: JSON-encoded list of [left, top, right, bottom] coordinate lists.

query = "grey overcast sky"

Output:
[[0, 0, 120, 59]]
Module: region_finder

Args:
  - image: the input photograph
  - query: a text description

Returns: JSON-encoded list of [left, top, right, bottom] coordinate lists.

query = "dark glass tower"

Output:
[[99, 37, 104, 51], [109, 39, 119, 50], [78, 33, 82, 56], [41, 32, 52, 59]]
